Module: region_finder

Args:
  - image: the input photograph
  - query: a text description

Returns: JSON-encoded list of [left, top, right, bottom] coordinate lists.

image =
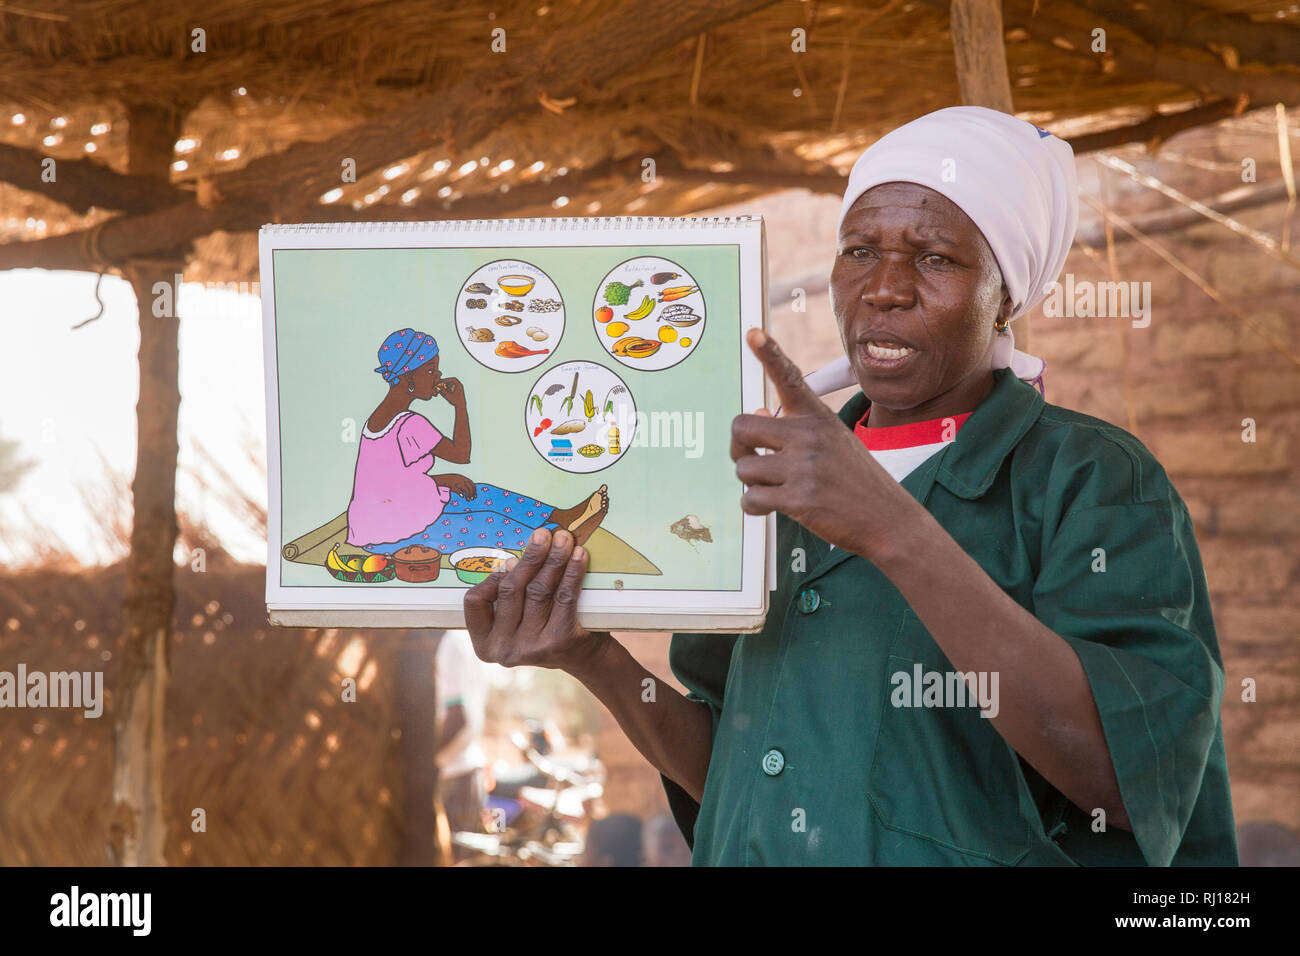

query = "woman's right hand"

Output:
[[438, 377, 466, 405], [463, 527, 611, 675]]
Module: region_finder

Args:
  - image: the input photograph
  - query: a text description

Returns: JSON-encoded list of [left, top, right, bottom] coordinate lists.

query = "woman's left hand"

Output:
[[730, 329, 921, 562], [435, 473, 477, 500]]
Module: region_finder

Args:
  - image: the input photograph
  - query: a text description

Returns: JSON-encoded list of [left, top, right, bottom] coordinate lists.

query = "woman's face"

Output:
[[405, 355, 442, 400], [830, 182, 1010, 412]]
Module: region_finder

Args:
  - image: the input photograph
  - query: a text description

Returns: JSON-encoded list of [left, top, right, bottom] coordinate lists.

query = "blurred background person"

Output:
[[642, 813, 691, 867], [582, 813, 643, 867]]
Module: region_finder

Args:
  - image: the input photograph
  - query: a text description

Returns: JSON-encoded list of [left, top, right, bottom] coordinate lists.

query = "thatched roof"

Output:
[[2, 0, 1299, 282]]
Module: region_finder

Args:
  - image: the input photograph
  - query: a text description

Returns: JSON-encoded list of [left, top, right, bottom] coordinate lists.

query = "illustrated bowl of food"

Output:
[[450, 547, 515, 584], [497, 275, 536, 296], [392, 544, 442, 582], [325, 546, 396, 583]]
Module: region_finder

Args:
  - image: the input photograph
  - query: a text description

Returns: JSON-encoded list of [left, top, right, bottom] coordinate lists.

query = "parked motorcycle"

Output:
[[453, 719, 605, 866]]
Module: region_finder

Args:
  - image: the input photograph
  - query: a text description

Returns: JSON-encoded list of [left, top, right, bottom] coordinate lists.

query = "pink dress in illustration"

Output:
[[345, 328, 609, 555]]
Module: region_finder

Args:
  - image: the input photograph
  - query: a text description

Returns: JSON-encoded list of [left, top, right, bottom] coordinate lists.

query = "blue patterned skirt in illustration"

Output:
[[363, 483, 562, 555]]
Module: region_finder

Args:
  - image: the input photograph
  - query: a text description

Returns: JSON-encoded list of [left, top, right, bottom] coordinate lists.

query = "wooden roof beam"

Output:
[[1006, 2, 1300, 106], [0, 142, 192, 215], [0, 99, 1258, 277], [1065, 99, 1243, 154], [1066, 0, 1300, 68]]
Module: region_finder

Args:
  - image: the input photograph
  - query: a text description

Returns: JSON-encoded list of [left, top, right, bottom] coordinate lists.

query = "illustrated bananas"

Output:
[[624, 295, 655, 321], [327, 545, 369, 573]]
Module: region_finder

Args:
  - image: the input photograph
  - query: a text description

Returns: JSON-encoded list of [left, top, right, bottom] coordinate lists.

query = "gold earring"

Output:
[[994, 316, 1009, 333]]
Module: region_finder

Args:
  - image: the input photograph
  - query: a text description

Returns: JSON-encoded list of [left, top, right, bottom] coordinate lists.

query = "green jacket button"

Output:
[[797, 588, 821, 614], [761, 749, 785, 776]]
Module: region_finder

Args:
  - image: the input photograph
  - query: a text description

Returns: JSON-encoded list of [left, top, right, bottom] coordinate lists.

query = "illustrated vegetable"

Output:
[[561, 371, 579, 415], [551, 419, 586, 435], [583, 389, 595, 422], [624, 296, 655, 321], [651, 272, 681, 285], [544, 383, 565, 397], [494, 340, 550, 359], [658, 285, 700, 302], [533, 417, 553, 437], [595, 306, 614, 324], [530, 394, 544, 416], [602, 384, 627, 417], [602, 279, 644, 306]]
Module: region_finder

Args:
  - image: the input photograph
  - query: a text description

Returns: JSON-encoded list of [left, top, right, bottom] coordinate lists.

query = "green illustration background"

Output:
[[272, 243, 746, 592]]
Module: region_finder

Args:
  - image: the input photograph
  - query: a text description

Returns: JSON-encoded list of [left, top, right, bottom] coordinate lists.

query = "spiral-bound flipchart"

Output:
[[259, 215, 771, 631]]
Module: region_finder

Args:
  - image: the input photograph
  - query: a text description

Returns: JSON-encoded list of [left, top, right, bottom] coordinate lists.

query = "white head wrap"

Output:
[[804, 106, 1078, 399]]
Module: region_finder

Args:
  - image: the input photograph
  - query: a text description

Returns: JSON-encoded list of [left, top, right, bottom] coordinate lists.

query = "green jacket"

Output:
[[663, 368, 1237, 866]]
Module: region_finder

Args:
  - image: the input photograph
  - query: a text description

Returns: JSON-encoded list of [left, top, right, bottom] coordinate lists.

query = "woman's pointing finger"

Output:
[[747, 328, 822, 416]]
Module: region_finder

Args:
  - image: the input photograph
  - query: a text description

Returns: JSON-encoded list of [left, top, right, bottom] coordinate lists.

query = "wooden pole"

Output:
[[397, 630, 439, 866], [948, 0, 1025, 349], [107, 103, 184, 867], [949, 0, 1015, 113]]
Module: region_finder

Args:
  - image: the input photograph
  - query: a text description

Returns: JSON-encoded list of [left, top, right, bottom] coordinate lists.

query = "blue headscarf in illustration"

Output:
[[375, 328, 439, 385]]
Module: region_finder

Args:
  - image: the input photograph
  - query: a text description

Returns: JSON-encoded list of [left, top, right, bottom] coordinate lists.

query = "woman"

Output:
[[346, 327, 609, 555], [462, 108, 1237, 866]]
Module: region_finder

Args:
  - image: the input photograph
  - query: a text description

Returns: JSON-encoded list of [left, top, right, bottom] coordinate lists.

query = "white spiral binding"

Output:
[[260, 215, 754, 234]]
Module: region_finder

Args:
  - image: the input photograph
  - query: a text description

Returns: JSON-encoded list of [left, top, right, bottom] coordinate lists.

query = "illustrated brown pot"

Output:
[[392, 544, 442, 582]]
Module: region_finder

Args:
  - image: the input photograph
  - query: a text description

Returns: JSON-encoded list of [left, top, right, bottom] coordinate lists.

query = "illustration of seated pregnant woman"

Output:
[[346, 328, 610, 557]]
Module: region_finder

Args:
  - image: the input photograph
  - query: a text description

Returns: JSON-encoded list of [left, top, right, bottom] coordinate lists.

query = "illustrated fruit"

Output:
[[612, 335, 662, 358], [361, 554, 389, 573], [681, 337, 692, 347], [326, 546, 348, 573], [659, 304, 702, 327], [595, 306, 614, 324], [658, 325, 677, 343], [345, 555, 365, 573], [624, 296, 655, 321], [605, 321, 629, 337]]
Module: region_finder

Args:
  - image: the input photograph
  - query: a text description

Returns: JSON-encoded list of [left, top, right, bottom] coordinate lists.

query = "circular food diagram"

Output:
[[593, 256, 704, 371], [526, 361, 637, 474], [457, 259, 565, 373]]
